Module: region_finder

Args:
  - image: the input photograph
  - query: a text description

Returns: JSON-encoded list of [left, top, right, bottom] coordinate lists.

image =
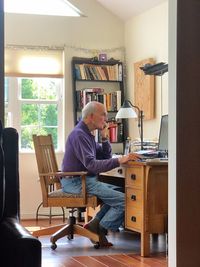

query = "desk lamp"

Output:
[[140, 62, 168, 116], [140, 62, 168, 76], [116, 100, 144, 150]]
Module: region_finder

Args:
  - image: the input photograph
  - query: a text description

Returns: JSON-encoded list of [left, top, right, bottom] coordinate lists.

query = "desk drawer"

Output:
[[100, 167, 125, 178], [126, 167, 144, 187], [125, 207, 142, 231], [126, 188, 142, 209]]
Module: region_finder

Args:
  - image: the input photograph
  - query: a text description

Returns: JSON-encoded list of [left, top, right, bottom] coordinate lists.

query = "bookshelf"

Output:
[[71, 57, 126, 153]]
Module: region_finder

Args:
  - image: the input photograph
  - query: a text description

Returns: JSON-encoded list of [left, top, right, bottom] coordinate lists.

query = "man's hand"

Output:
[[118, 153, 142, 164], [100, 123, 109, 139]]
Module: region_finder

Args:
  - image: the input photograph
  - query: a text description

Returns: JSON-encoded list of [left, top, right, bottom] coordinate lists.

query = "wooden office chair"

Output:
[[32, 134, 101, 249]]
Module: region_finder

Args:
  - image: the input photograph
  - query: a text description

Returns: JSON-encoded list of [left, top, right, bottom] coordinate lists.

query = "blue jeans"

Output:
[[60, 175, 125, 231]]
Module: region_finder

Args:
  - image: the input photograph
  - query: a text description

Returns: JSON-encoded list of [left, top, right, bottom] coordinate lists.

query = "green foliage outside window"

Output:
[[20, 78, 59, 150]]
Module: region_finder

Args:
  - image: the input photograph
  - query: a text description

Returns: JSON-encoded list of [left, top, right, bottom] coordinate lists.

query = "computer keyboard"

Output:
[[140, 155, 159, 161], [137, 154, 168, 162], [145, 157, 168, 162], [159, 157, 168, 161], [136, 149, 168, 161]]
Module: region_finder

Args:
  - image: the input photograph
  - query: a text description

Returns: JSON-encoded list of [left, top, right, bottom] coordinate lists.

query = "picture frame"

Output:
[[99, 53, 107, 62], [134, 58, 155, 120]]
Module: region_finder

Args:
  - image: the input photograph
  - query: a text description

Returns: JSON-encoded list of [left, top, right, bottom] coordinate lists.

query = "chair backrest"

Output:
[[33, 134, 98, 209], [33, 134, 58, 175], [33, 134, 61, 205]]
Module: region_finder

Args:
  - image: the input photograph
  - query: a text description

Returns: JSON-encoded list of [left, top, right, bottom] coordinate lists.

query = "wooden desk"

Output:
[[101, 160, 168, 257]]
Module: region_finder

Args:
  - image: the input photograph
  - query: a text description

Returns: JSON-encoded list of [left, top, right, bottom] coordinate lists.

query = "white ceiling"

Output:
[[96, 0, 167, 21]]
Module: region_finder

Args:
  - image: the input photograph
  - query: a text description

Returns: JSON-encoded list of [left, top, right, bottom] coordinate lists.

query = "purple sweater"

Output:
[[61, 120, 119, 175]]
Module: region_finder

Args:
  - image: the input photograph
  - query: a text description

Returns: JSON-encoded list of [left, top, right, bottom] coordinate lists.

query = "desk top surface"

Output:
[[100, 159, 168, 177], [123, 159, 168, 166]]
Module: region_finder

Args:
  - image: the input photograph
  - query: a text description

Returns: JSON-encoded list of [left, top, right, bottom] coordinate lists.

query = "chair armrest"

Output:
[[39, 171, 88, 178]]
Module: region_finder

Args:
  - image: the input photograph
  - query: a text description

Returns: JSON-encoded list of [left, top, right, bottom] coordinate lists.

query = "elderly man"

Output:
[[61, 101, 140, 246]]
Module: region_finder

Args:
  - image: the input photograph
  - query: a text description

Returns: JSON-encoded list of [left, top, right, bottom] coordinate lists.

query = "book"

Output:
[[109, 123, 117, 142], [79, 64, 86, 79], [83, 87, 104, 93], [84, 65, 92, 80], [118, 63, 123, 81], [116, 90, 122, 110], [96, 66, 106, 80], [101, 66, 109, 80], [74, 64, 81, 79], [106, 93, 111, 111], [117, 122, 123, 142], [76, 88, 105, 107]]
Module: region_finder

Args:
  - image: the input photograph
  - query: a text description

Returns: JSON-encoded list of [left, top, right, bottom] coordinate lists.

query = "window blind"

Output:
[[5, 48, 64, 78]]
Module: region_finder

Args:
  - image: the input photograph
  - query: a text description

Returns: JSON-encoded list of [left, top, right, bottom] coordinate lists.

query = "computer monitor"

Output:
[[158, 114, 168, 152]]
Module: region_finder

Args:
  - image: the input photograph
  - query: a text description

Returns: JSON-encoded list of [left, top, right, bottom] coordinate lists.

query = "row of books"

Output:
[[74, 63, 123, 81], [76, 88, 121, 112], [93, 121, 124, 143], [107, 121, 124, 143]]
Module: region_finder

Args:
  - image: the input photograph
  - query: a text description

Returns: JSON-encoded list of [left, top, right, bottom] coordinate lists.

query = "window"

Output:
[[5, 77, 64, 151], [5, 0, 83, 17], [5, 47, 64, 151]]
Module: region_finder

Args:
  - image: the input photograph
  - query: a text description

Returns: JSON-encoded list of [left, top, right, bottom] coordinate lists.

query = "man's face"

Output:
[[91, 105, 108, 130]]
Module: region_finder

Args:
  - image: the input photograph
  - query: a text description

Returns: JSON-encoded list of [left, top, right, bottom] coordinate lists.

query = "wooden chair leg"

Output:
[[50, 223, 73, 244], [50, 223, 100, 248], [32, 223, 67, 237], [49, 213, 100, 250], [36, 202, 65, 224]]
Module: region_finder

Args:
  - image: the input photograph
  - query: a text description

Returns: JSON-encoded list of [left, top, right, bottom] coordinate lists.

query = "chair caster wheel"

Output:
[[51, 243, 57, 250], [94, 242, 100, 249]]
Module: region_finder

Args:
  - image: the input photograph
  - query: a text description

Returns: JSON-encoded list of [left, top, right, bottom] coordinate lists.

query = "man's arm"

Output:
[[96, 123, 112, 159], [96, 140, 112, 159], [73, 133, 119, 174]]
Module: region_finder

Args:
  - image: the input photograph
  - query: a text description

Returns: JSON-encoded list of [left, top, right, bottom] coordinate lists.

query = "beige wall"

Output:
[[125, 1, 168, 142], [168, 0, 176, 265], [5, 0, 125, 218], [5, 0, 124, 48], [5, 0, 168, 218]]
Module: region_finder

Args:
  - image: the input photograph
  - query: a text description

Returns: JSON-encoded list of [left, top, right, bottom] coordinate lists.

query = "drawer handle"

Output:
[[131, 195, 136, 201], [131, 174, 136, 180], [118, 168, 123, 174], [131, 216, 136, 222]]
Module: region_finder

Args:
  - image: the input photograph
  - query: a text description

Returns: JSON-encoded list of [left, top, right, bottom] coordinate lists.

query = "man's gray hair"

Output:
[[82, 101, 98, 119]]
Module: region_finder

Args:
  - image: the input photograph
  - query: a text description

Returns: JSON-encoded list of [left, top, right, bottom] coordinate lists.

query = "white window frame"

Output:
[[5, 76, 64, 152]]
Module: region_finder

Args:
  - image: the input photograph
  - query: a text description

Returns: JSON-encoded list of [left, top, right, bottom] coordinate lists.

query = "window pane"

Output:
[[5, 76, 63, 151], [21, 104, 57, 126], [21, 127, 37, 150], [21, 104, 39, 125], [21, 78, 57, 100], [21, 127, 58, 150], [40, 104, 57, 126], [38, 79, 57, 100], [21, 102, 58, 150], [43, 127, 58, 149], [21, 78, 38, 99]]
